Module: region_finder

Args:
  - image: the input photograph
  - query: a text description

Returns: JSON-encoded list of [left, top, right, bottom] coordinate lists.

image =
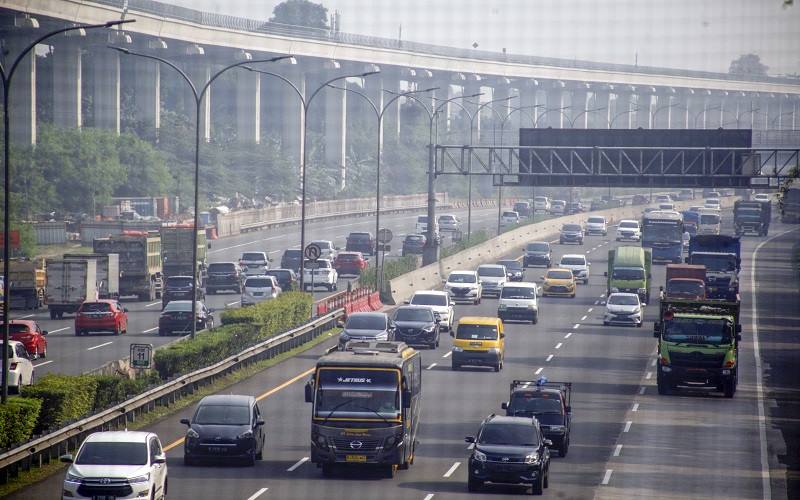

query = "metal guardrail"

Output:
[[0, 309, 343, 483]]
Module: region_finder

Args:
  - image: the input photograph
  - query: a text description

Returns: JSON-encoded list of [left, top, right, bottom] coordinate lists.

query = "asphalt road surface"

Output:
[[14, 206, 798, 499]]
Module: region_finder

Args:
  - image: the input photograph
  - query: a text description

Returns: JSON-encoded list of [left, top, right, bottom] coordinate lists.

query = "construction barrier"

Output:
[[314, 286, 380, 317]]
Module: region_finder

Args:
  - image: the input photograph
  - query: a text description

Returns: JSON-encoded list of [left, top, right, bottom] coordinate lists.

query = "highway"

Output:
[[13, 205, 796, 499], [8, 206, 503, 377]]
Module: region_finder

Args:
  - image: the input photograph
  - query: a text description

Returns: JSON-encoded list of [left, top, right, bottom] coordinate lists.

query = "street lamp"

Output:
[[567, 107, 607, 128], [693, 105, 722, 128], [326, 84, 435, 292], [608, 107, 639, 128], [651, 101, 681, 128], [113, 48, 291, 339], [245, 66, 380, 290], [533, 106, 571, 128], [0, 19, 135, 403]]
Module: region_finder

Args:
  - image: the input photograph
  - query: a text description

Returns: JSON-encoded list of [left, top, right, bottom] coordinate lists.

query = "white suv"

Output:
[[302, 259, 338, 291], [477, 264, 508, 297], [616, 220, 641, 241], [500, 211, 520, 227], [533, 196, 551, 213], [415, 215, 440, 236], [239, 251, 270, 276], [241, 275, 281, 306], [61, 431, 168, 500], [558, 254, 590, 284], [408, 291, 454, 331], [308, 240, 337, 261], [585, 216, 608, 236], [497, 282, 540, 324], [445, 270, 482, 305]]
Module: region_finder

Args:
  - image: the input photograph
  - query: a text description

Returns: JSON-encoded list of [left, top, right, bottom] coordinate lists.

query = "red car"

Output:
[[75, 300, 129, 336], [334, 251, 368, 275], [5, 320, 48, 358]]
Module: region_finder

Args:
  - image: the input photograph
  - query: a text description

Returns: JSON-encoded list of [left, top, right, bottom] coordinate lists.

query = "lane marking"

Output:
[[443, 462, 461, 478], [580, 315, 587, 321], [645, 372, 652, 380], [613, 444, 623, 457], [534, 367, 543, 375], [145, 302, 161, 308], [143, 326, 159, 333], [442, 351, 452, 358], [587, 308, 593, 313], [572, 323, 580, 329], [426, 363, 437, 370], [600, 293, 606, 298], [17, 314, 34, 319], [227, 301, 240, 307], [34, 360, 53, 368], [546, 354, 554, 362], [651, 358, 656, 367], [632, 403, 640, 412], [247, 488, 269, 500], [601, 469, 613, 485], [87, 341, 113, 351], [594, 300, 600, 305], [623, 421, 632, 433], [423, 494, 435, 500], [555, 343, 563, 349], [287, 457, 309, 472], [639, 387, 646, 395], [564, 332, 572, 339], [48, 327, 70, 334], [750, 228, 796, 500]]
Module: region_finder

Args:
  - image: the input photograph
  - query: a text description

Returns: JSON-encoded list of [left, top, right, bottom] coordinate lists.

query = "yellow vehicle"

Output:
[[450, 316, 505, 372], [540, 268, 577, 298]]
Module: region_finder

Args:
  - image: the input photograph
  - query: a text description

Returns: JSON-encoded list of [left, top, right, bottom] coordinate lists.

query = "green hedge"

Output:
[[0, 397, 42, 449], [22, 375, 98, 433], [155, 292, 312, 379], [440, 229, 491, 258], [92, 373, 162, 412]]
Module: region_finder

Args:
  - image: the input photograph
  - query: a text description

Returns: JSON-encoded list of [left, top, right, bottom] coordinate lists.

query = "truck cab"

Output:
[[661, 264, 706, 300], [501, 378, 572, 457]]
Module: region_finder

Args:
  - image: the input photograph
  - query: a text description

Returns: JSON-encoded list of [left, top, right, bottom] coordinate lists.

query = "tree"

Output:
[[270, 0, 329, 29], [729, 54, 769, 76]]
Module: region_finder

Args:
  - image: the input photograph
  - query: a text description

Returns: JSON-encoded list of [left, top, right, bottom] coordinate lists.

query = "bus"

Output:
[[642, 211, 684, 263], [304, 341, 422, 478]]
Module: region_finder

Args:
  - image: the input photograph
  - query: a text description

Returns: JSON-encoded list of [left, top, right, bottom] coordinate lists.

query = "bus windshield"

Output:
[[642, 222, 683, 242], [314, 369, 400, 420]]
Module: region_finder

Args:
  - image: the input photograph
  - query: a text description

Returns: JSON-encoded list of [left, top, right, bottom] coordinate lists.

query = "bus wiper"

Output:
[[320, 398, 358, 425], [352, 404, 395, 425]]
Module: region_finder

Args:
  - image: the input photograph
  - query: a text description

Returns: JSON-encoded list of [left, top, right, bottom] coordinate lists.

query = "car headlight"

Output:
[[498, 304, 507, 310], [339, 333, 350, 341], [524, 453, 541, 465], [488, 348, 501, 354], [65, 471, 82, 483], [237, 430, 254, 440], [129, 473, 150, 484], [528, 303, 537, 310], [452, 346, 464, 352], [186, 428, 199, 439], [375, 332, 389, 341], [422, 326, 436, 333], [472, 450, 487, 462], [637, 288, 647, 294], [610, 287, 620, 293]]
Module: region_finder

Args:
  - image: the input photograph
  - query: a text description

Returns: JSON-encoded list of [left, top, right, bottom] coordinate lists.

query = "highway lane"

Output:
[[9, 206, 503, 376], [11, 211, 678, 500]]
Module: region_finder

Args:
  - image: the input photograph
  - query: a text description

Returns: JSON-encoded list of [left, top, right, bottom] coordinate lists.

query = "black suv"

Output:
[[559, 223, 584, 245], [501, 379, 572, 457], [206, 262, 243, 294], [280, 249, 303, 273], [264, 268, 298, 291], [345, 232, 375, 255], [465, 415, 552, 495], [496, 259, 524, 281], [523, 242, 552, 268], [401, 234, 426, 256], [392, 305, 440, 349], [162, 275, 204, 308]]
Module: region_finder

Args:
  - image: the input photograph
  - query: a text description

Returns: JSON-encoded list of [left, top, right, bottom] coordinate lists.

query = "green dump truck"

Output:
[[160, 225, 207, 282], [606, 246, 652, 304], [654, 297, 741, 398]]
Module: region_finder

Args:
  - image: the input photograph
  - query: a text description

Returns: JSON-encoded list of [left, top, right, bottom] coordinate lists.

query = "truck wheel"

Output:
[[531, 313, 538, 325], [531, 472, 544, 495]]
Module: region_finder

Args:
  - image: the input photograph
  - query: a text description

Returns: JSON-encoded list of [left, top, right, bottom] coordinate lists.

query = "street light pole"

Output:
[[608, 107, 639, 128], [114, 49, 290, 339], [0, 19, 134, 404], [693, 105, 722, 128]]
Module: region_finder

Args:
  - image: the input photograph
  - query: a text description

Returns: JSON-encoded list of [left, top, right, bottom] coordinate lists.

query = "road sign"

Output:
[[130, 343, 153, 370], [304, 243, 321, 261], [377, 228, 393, 244]]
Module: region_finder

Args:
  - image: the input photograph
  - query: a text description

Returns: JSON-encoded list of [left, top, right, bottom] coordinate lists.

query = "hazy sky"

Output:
[[165, 0, 800, 75]]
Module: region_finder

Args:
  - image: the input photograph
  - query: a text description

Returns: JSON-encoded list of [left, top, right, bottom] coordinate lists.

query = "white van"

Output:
[[415, 215, 439, 235], [697, 211, 721, 235]]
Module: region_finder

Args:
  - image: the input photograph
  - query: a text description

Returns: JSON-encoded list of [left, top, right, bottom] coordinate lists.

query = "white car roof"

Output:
[[478, 264, 505, 269], [561, 254, 586, 261], [413, 290, 447, 297], [84, 431, 154, 444], [449, 270, 477, 276], [501, 281, 538, 289], [608, 292, 640, 300], [619, 219, 639, 224]]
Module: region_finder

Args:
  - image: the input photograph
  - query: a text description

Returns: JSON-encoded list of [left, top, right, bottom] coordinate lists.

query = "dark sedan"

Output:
[[392, 305, 440, 349], [280, 249, 303, 273], [401, 234, 426, 256], [181, 394, 265, 466], [158, 300, 214, 336], [496, 259, 524, 282], [264, 268, 298, 291]]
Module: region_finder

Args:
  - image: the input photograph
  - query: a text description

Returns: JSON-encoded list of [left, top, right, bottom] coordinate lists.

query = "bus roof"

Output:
[[643, 210, 683, 222], [317, 342, 418, 370]]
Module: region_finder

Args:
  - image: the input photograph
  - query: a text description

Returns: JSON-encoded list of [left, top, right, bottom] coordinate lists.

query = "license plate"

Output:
[[92, 496, 116, 500], [208, 447, 226, 454], [345, 454, 367, 463], [686, 368, 706, 373]]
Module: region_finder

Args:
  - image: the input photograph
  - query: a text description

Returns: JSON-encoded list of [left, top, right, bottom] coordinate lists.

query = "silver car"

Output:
[[477, 264, 508, 297], [241, 275, 281, 306], [603, 293, 643, 327]]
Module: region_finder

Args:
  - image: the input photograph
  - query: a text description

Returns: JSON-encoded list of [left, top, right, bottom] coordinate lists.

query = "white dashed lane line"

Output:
[[535, 367, 544, 375], [645, 372, 652, 380], [145, 301, 161, 308], [227, 301, 240, 307], [624, 421, 632, 433], [564, 332, 573, 339], [613, 444, 623, 457], [602, 469, 613, 485], [443, 462, 461, 478], [442, 351, 452, 358], [572, 324, 580, 329], [143, 326, 159, 333], [426, 363, 437, 370], [286, 457, 309, 472], [580, 315, 587, 321], [87, 341, 113, 351], [34, 360, 53, 368], [651, 358, 657, 367], [555, 343, 562, 349], [639, 387, 646, 395], [48, 327, 70, 334], [423, 494, 435, 500], [587, 308, 593, 313], [546, 354, 554, 362], [632, 403, 640, 412], [246, 488, 269, 500]]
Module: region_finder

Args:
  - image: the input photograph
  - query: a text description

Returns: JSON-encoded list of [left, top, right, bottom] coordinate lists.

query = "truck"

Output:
[[661, 264, 706, 300], [45, 259, 98, 319], [160, 226, 207, 282], [654, 297, 741, 398], [606, 246, 652, 304], [686, 235, 741, 301], [0, 259, 46, 310], [93, 231, 162, 301], [63, 253, 119, 300], [733, 200, 771, 236]]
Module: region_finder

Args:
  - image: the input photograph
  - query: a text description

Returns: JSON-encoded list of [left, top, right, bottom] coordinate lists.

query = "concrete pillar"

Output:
[[490, 83, 511, 142], [518, 81, 538, 130], [133, 58, 160, 137], [569, 89, 588, 129], [278, 68, 305, 164], [652, 92, 673, 129], [6, 37, 37, 145], [765, 96, 781, 130], [671, 92, 690, 129], [544, 87, 565, 128], [704, 93, 725, 129], [464, 79, 482, 142], [736, 97, 758, 129], [52, 41, 82, 129], [235, 61, 261, 144], [611, 90, 633, 129], [364, 74, 385, 150], [184, 61, 211, 141], [635, 93, 652, 129], [589, 90, 610, 129], [382, 73, 402, 142], [92, 49, 120, 133], [323, 79, 347, 189]]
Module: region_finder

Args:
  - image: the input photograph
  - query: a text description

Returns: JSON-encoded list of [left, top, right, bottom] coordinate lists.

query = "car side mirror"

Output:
[[653, 322, 661, 337], [207, 243, 212, 249], [402, 390, 411, 408], [501, 402, 508, 410], [449, 330, 455, 337], [255, 419, 265, 427], [736, 324, 742, 334], [684, 257, 690, 264], [305, 381, 314, 403], [180, 418, 190, 426], [539, 276, 545, 280], [42, 330, 48, 336], [123, 307, 129, 313], [736, 333, 742, 342], [659, 286, 664, 292], [500, 333, 506, 339], [464, 436, 476, 444], [603, 271, 608, 277], [60, 454, 74, 463], [403, 300, 410, 305], [153, 453, 167, 464], [543, 439, 553, 447], [565, 405, 572, 413]]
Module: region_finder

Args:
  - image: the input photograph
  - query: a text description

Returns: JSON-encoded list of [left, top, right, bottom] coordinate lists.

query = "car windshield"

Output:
[[502, 212, 518, 218], [7, 324, 31, 334], [75, 442, 148, 466], [456, 324, 498, 340], [619, 221, 639, 229], [497, 260, 522, 270], [448, 273, 476, 284], [527, 243, 549, 252], [700, 214, 720, 224], [607, 295, 639, 305], [245, 278, 273, 288], [478, 267, 505, 277], [337, 254, 361, 261], [560, 257, 586, 266], [547, 270, 573, 280], [241, 253, 265, 261], [193, 404, 250, 425], [737, 209, 761, 219], [663, 317, 732, 344], [406, 235, 424, 242], [411, 294, 447, 306], [562, 224, 581, 232], [417, 216, 428, 223], [266, 271, 290, 280], [305, 260, 331, 269], [439, 215, 455, 221], [315, 369, 400, 418], [311, 241, 332, 249], [162, 301, 193, 312], [668, 281, 705, 295], [394, 308, 433, 322], [208, 263, 236, 273], [80, 302, 111, 313], [510, 392, 563, 414], [345, 315, 386, 330], [501, 287, 536, 299], [166, 277, 193, 287], [348, 233, 370, 240], [283, 250, 301, 258], [691, 254, 737, 272], [534, 197, 547, 203], [612, 267, 645, 280], [588, 217, 605, 224], [479, 423, 538, 446]]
